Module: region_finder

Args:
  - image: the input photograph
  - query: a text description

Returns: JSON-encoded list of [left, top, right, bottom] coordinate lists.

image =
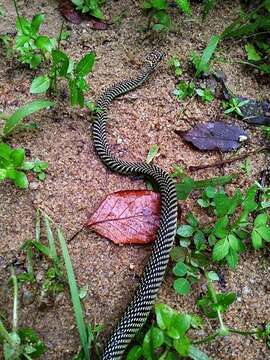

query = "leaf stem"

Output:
[[12, 0, 23, 33], [0, 320, 13, 344], [11, 267, 18, 333]]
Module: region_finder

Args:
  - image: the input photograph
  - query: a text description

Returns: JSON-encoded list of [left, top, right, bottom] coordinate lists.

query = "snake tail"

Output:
[[92, 50, 178, 360]]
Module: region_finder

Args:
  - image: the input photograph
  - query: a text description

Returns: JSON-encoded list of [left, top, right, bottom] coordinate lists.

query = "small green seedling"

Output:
[[196, 86, 215, 102], [0, 268, 46, 359], [0, 100, 54, 137], [223, 97, 250, 117], [71, 0, 105, 19], [146, 144, 159, 164], [173, 80, 195, 101], [22, 159, 48, 181], [191, 35, 220, 77], [168, 55, 183, 77]]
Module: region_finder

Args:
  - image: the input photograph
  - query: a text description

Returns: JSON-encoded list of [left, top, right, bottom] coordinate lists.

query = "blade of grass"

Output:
[[196, 35, 220, 76], [57, 228, 90, 360], [35, 208, 41, 242], [44, 214, 58, 262]]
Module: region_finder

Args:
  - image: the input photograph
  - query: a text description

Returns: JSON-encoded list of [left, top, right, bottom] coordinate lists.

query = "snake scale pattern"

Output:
[[92, 51, 178, 359]]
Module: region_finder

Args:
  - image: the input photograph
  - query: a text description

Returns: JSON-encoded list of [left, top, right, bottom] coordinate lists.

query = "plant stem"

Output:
[[192, 331, 220, 345], [228, 328, 260, 336], [11, 267, 18, 333], [207, 278, 227, 333], [12, 0, 23, 32], [0, 320, 13, 344]]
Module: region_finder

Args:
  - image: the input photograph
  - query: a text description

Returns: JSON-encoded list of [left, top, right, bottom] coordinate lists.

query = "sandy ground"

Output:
[[0, 0, 269, 359]]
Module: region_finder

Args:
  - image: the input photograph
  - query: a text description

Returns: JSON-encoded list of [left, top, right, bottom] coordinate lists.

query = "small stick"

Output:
[[189, 147, 269, 171]]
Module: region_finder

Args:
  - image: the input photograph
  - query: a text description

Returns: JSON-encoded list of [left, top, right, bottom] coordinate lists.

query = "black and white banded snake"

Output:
[[92, 51, 178, 359]]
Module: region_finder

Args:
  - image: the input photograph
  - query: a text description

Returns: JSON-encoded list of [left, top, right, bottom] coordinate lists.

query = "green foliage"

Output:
[[191, 35, 220, 77], [127, 304, 208, 360], [0, 268, 46, 359], [71, 0, 105, 19], [175, 0, 192, 16], [168, 55, 183, 77], [0, 143, 28, 189], [173, 81, 195, 101], [143, 0, 171, 31], [1, 100, 54, 137], [221, 1, 270, 75], [223, 97, 249, 117], [146, 144, 159, 164], [30, 51, 96, 107], [196, 86, 214, 102]]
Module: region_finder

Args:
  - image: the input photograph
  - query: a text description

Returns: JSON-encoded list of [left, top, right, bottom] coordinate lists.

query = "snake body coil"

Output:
[[92, 51, 178, 359]]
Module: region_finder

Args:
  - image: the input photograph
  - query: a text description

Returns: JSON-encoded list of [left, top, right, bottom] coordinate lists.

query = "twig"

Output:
[[189, 147, 269, 171]]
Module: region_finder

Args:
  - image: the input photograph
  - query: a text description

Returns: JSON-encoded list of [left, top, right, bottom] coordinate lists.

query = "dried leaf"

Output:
[[58, 0, 108, 29], [86, 190, 161, 244], [182, 122, 248, 152]]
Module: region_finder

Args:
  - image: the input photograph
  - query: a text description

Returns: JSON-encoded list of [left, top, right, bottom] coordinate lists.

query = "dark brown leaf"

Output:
[[86, 190, 161, 245], [182, 121, 248, 152], [58, 0, 108, 29]]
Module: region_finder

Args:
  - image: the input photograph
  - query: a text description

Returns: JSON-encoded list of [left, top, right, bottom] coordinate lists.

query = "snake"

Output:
[[92, 50, 178, 359]]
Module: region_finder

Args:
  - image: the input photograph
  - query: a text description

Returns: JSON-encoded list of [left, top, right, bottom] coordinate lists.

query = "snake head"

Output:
[[145, 50, 165, 70]]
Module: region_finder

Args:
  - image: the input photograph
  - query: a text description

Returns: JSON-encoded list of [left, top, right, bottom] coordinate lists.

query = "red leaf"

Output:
[[86, 190, 161, 245]]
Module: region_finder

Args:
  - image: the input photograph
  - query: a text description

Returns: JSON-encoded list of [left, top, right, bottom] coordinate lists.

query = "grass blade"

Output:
[[57, 228, 90, 360], [44, 214, 58, 262], [196, 35, 220, 76]]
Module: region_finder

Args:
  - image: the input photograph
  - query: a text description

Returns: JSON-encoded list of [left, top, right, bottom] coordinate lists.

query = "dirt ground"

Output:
[[0, 0, 269, 359]]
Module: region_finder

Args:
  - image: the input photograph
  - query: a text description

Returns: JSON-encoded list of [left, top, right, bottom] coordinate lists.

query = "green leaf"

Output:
[[173, 262, 187, 277], [213, 216, 229, 238], [146, 144, 159, 164], [226, 248, 238, 269], [30, 75, 50, 94], [127, 346, 143, 360], [3, 100, 54, 136], [35, 35, 54, 52], [11, 148, 25, 167], [254, 213, 268, 226], [195, 35, 220, 77], [14, 171, 28, 189], [155, 303, 175, 330], [245, 43, 261, 61], [207, 271, 219, 281], [188, 345, 210, 360], [186, 212, 198, 227], [69, 79, 79, 106], [173, 278, 191, 295], [18, 327, 47, 357], [177, 224, 194, 237], [75, 52, 95, 77], [57, 228, 90, 360], [256, 226, 270, 242], [52, 50, 69, 77], [31, 14, 45, 32], [251, 229, 263, 249], [212, 237, 229, 261], [143, 326, 164, 359], [175, 0, 192, 15], [174, 335, 190, 356], [170, 314, 191, 336], [0, 142, 12, 160], [44, 215, 58, 262], [0, 169, 7, 180]]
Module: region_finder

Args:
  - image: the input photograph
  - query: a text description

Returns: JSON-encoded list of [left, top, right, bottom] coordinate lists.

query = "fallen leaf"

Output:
[[86, 190, 161, 244], [58, 0, 108, 29], [181, 122, 248, 152]]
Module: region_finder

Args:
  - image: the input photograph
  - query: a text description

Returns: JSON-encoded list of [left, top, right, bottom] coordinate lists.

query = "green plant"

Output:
[[30, 50, 95, 107], [168, 55, 183, 77], [0, 267, 46, 359], [195, 86, 215, 102], [173, 80, 195, 101], [0, 142, 49, 189], [71, 0, 105, 19], [223, 97, 250, 117], [0, 100, 54, 138], [142, 0, 171, 31], [191, 35, 220, 77]]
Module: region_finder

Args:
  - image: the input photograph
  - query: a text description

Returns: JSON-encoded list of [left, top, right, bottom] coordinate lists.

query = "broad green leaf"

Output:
[[146, 144, 159, 164], [155, 303, 175, 330], [228, 234, 240, 251], [256, 226, 270, 242], [0, 142, 12, 160], [251, 229, 263, 249], [213, 216, 229, 238], [30, 75, 50, 94], [127, 345, 143, 360], [173, 278, 191, 295], [207, 271, 219, 281], [151, 0, 167, 10], [170, 314, 191, 337], [195, 35, 220, 77], [52, 50, 69, 76], [245, 43, 261, 61], [177, 224, 194, 237], [173, 262, 187, 277], [75, 52, 95, 77], [174, 335, 190, 356], [31, 14, 45, 32], [188, 345, 210, 360], [226, 248, 238, 269], [175, 0, 191, 15], [0, 169, 7, 180], [35, 35, 54, 52], [212, 237, 229, 261], [254, 213, 268, 226], [14, 171, 28, 189], [10, 148, 25, 167], [186, 212, 198, 227], [3, 100, 54, 136]]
